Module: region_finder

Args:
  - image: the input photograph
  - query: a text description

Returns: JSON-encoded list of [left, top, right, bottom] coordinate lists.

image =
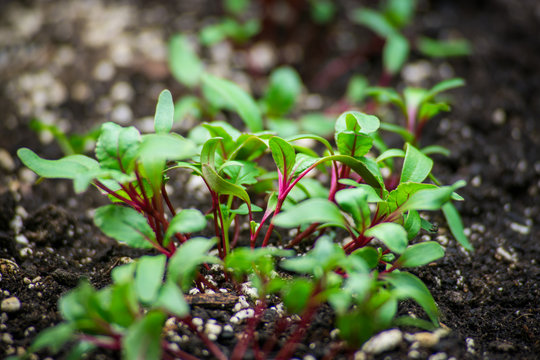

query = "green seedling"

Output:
[[18, 84, 471, 359], [367, 77, 465, 144], [29, 118, 100, 155], [352, 0, 471, 77]]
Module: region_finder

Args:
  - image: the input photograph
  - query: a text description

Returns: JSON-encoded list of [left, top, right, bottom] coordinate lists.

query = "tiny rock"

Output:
[[1, 296, 21, 312], [362, 329, 403, 354]]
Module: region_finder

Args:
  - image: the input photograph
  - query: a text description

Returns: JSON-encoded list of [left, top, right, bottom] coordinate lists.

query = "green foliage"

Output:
[[19, 68, 470, 358], [168, 34, 204, 88]]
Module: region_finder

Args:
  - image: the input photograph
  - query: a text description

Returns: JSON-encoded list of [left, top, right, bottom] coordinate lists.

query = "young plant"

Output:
[[29, 118, 100, 155], [367, 77, 465, 144], [17, 85, 471, 359], [18, 90, 206, 258], [352, 0, 471, 78], [13, 238, 223, 360]]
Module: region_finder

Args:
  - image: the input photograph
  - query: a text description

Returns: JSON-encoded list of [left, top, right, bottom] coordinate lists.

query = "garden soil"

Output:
[[0, 0, 538, 359]]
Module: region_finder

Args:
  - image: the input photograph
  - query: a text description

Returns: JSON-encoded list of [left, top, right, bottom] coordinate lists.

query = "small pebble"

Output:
[[2, 333, 13, 344], [1, 297, 21, 312], [362, 329, 402, 354], [111, 81, 134, 102], [0, 149, 15, 172], [111, 103, 133, 124], [93, 60, 116, 81]]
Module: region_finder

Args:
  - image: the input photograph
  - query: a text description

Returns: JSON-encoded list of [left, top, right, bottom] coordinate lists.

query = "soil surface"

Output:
[[1, 0, 539, 359]]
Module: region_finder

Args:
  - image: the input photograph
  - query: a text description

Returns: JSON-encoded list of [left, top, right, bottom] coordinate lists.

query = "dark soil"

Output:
[[1, 0, 539, 359]]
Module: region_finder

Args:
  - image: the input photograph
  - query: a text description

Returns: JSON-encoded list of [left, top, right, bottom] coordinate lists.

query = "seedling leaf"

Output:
[[164, 209, 207, 246], [397, 241, 445, 268], [262, 66, 302, 117], [365, 222, 408, 254], [269, 136, 296, 179], [202, 74, 263, 132], [442, 202, 473, 251], [273, 198, 346, 228], [386, 272, 439, 324], [168, 34, 203, 88], [154, 89, 174, 134], [401, 143, 433, 183], [94, 205, 155, 248], [135, 255, 167, 304], [123, 311, 165, 360], [383, 33, 409, 75]]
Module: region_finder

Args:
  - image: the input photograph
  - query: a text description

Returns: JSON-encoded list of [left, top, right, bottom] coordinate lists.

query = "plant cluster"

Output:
[[16, 77, 471, 358], [14, 1, 473, 359]]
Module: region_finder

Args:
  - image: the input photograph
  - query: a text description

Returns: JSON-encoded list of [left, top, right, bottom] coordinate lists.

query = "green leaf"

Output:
[[336, 131, 373, 157], [111, 262, 136, 284], [226, 247, 292, 279], [346, 75, 369, 103], [168, 34, 203, 88], [335, 111, 380, 135], [351, 247, 379, 269], [135, 255, 167, 304], [273, 198, 345, 228], [425, 78, 465, 101], [421, 145, 450, 157], [154, 90, 174, 134], [402, 180, 465, 212], [404, 209, 421, 240], [167, 237, 220, 291], [336, 188, 371, 231], [138, 133, 197, 189], [95, 122, 141, 172], [282, 278, 314, 314], [225, 0, 249, 15], [262, 66, 302, 117], [379, 122, 413, 143], [66, 342, 97, 360], [397, 241, 445, 268], [351, 8, 397, 38], [17, 148, 99, 193], [94, 205, 155, 248], [299, 113, 336, 137], [155, 281, 189, 317], [385, 272, 439, 324], [269, 136, 296, 179], [109, 281, 139, 327], [267, 117, 300, 138], [401, 143, 433, 183], [310, 0, 336, 24], [393, 316, 437, 331], [287, 133, 334, 155], [442, 202, 473, 251], [174, 96, 202, 123], [323, 154, 385, 192], [417, 37, 472, 58], [365, 222, 408, 254], [201, 138, 252, 206], [337, 180, 383, 203], [385, 0, 416, 27], [379, 182, 437, 215], [376, 148, 404, 163], [202, 74, 263, 132], [383, 33, 409, 75], [367, 87, 405, 111], [418, 101, 451, 121], [164, 209, 207, 246], [280, 236, 345, 277], [30, 323, 75, 353], [223, 160, 261, 186], [123, 311, 165, 360]]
